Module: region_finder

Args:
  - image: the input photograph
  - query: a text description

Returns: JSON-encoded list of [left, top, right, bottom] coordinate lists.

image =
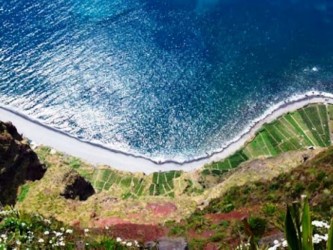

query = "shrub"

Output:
[[222, 203, 235, 213], [263, 203, 277, 216], [292, 183, 305, 197], [170, 226, 185, 235], [248, 216, 267, 237], [316, 171, 326, 181]]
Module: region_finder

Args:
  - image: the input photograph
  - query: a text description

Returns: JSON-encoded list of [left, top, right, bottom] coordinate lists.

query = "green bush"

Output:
[[263, 203, 277, 216], [222, 203, 235, 213], [170, 226, 185, 235], [316, 171, 326, 181], [292, 183, 305, 197], [248, 216, 267, 237], [209, 232, 225, 242]]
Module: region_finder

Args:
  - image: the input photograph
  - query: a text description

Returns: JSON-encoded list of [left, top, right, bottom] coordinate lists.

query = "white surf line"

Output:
[[1, 90, 333, 174]]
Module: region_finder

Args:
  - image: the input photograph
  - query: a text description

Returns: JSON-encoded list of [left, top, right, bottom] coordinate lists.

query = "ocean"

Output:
[[1, 0, 333, 162]]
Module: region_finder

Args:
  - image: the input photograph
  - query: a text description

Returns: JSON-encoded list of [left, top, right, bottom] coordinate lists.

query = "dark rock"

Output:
[[144, 241, 157, 249], [4, 122, 22, 141], [60, 170, 95, 201], [302, 154, 310, 162], [157, 237, 188, 250], [0, 121, 46, 205]]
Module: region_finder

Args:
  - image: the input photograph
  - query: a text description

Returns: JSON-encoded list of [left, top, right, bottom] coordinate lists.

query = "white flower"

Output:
[[55, 232, 63, 237], [65, 229, 73, 234], [105, 226, 109, 230], [44, 231, 50, 235], [60, 227, 65, 232], [44, 219, 51, 224], [116, 237, 122, 242], [323, 234, 329, 241], [313, 234, 328, 244], [21, 222, 26, 227], [59, 241, 65, 246], [312, 220, 330, 229], [38, 239, 44, 243], [84, 229, 89, 233], [16, 240, 21, 245], [126, 242, 132, 247]]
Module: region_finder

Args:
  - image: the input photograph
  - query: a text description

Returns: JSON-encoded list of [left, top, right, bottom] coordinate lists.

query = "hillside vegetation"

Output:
[[167, 146, 333, 249]]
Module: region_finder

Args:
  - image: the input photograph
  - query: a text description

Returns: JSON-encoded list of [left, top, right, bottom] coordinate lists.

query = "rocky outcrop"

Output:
[[60, 170, 95, 201], [0, 121, 46, 205], [157, 237, 188, 250]]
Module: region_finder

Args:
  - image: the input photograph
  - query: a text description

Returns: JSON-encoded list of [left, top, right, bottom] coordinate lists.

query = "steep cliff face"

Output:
[[0, 121, 46, 205]]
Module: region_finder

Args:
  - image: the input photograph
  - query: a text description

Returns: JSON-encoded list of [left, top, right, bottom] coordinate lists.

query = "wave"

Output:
[[1, 90, 332, 173]]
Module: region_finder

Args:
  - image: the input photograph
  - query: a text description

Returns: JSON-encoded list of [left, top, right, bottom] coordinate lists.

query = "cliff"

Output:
[[0, 121, 46, 205]]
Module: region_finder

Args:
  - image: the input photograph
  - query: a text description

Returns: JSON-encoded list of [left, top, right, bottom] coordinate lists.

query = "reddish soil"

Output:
[[188, 229, 215, 239], [146, 202, 177, 216], [204, 243, 220, 250], [110, 223, 168, 242], [93, 217, 129, 227], [90, 216, 168, 242], [205, 208, 251, 224]]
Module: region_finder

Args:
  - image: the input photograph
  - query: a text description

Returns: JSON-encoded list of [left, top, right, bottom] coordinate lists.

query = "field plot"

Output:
[[203, 104, 331, 176], [65, 163, 147, 198], [327, 105, 333, 142], [149, 171, 182, 197]]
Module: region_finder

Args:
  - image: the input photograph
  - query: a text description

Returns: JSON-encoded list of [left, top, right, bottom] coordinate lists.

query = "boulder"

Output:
[[60, 170, 95, 201], [157, 237, 188, 250]]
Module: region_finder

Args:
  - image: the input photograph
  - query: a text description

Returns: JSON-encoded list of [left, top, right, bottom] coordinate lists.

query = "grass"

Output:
[[17, 184, 30, 203], [68, 157, 81, 169]]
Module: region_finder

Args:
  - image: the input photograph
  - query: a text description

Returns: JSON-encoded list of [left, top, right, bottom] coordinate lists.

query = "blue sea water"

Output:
[[1, 0, 333, 161]]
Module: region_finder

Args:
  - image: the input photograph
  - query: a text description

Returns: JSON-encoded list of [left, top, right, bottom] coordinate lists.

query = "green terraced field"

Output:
[[64, 164, 148, 198], [61, 104, 333, 197], [203, 104, 332, 176], [149, 171, 182, 197]]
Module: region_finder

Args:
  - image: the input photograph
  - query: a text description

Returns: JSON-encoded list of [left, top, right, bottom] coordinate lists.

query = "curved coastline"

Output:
[[1, 90, 333, 174]]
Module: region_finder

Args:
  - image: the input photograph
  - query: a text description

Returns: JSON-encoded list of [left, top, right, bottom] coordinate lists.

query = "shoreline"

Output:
[[1, 91, 333, 174]]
